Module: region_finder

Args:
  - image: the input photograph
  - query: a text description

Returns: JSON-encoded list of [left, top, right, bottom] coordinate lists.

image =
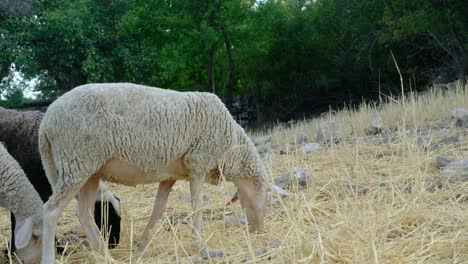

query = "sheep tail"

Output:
[[38, 131, 59, 190]]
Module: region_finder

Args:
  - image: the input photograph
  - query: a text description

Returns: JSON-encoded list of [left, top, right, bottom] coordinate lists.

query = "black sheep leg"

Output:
[[8, 189, 121, 254], [94, 197, 121, 248]]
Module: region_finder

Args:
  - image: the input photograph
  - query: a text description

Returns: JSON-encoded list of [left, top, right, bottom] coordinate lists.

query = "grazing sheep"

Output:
[[0, 143, 42, 264], [39, 83, 270, 263], [0, 107, 121, 252]]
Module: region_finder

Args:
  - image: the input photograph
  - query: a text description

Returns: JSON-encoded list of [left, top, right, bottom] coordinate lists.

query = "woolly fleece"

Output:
[[39, 83, 268, 199], [0, 143, 43, 221]]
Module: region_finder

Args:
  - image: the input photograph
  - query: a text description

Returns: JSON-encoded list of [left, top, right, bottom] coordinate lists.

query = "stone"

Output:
[[165, 214, 190, 225], [378, 128, 395, 143], [199, 247, 225, 258], [255, 240, 282, 257], [446, 81, 457, 89], [416, 136, 426, 149], [270, 198, 282, 207], [364, 115, 385, 135], [316, 119, 339, 144], [452, 108, 468, 127], [271, 185, 290, 196], [292, 132, 309, 145], [58, 232, 88, 247], [355, 137, 367, 144], [320, 110, 337, 118], [419, 120, 452, 132], [437, 133, 464, 146], [180, 256, 202, 264], [295, 143, 320, 154], [435, 155, 456, 168], [274, 168, 312, 189], [257, 142, 273, 155], [442, 158, 468, 174], [339, 182, 370, 195], [252, 135, 271, 146], [178, 193, 209, 203], [224, 212, 247, 226]]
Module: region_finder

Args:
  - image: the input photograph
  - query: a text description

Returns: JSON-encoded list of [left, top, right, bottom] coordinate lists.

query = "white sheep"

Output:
[[39, 83, 271, 263], [0, 143, 43, 264]]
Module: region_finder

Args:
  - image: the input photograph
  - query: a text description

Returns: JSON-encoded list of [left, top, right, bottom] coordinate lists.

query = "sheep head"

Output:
[[14, 215, 42, 264]]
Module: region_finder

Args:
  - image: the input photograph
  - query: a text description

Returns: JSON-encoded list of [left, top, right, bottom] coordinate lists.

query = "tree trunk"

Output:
[[222, 25, 235, 112], [205, 45, 215, 93]]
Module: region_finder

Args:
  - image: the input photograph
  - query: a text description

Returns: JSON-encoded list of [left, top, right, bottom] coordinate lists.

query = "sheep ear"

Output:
[[14, 217, 34, 249]]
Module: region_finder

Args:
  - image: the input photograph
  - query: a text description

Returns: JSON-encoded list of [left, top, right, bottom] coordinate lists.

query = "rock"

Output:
[[274, 168, 312, 189], [442, 158, 468, 174], [379, 128, 395, 143], [286, 120, 297, 128], [339, 182, 370, 195], [416, 136, 426, 149], [58, 232, 87, 246], [428, 173, 468, 191], [178, 193, 209, 203], [271, 185, 290, 196], [255, 240, 282, 256], [446, 81, 457, 89], [435, 155, 456, 168], [320, 110, 337, 118], [364, 115, 385, 135], [270, 198, 282, 207], [416, 128, 430, 136], [417, 120, 452, 136], [224, 212, 247, 226], [180, 256, 202, 264], [292, 132, 309, 145], [257, 142, 273, 155], [437, 133, 464, 146], [165, 214, 190, 225], [295, 143, 320, 154], [355, 137, 366, 144], [252, 135, 271, 146], [452, 108, 468, 127], [200, 247, 225, 258], [316, 119, 339, 144]]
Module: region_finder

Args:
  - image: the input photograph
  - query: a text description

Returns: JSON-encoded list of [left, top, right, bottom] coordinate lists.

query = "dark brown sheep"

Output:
[[0, 107, 121, 254]]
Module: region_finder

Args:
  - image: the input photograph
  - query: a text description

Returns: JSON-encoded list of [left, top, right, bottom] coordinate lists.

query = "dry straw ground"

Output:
[[1, 84, 467, 263]]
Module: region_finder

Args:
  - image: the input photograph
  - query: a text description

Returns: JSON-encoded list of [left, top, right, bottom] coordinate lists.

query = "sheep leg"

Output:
[[42, 186, 80, 264], [77, 176, 107, 255], [235, 178, 266, 233], [137, 179, 176, 251], [190, 176, 206, 250]]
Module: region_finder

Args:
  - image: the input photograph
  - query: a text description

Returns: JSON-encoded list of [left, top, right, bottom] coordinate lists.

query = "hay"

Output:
[[1, 85, 467, 263]]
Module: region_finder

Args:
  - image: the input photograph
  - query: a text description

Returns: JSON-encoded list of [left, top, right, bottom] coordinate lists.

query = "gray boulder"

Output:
[[316, 119, 339, 144], [292, 132, 309, 145], [178, 192, 209, 203], [252, 135, 272, 146], [295, 143, 320, 154], [364, 115, 385, 135], [452, 108, 468, 127], [442, 158, 468, 175], [435, 155, 456, 168], [200, 247, 225, 258], [257, 142, 273, 155], [274, 168, 312, 189], [224, 212, 247, 226], [446, 81, 457, 89], [255, 240, 282, 257], [436, 133, 464, 147]]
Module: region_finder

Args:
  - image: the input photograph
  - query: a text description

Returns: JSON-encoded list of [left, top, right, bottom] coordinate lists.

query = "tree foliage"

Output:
[[0, 0, 466, 120]]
